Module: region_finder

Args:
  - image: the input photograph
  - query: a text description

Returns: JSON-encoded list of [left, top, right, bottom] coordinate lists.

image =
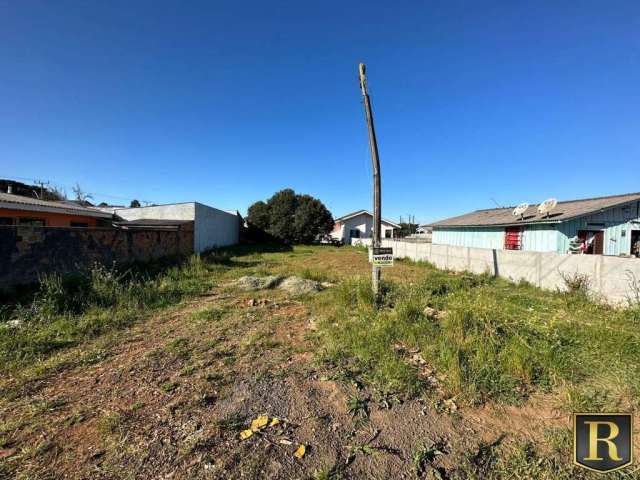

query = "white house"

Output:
[[115, 202, 241, 253], [331, 210, 400, 243]]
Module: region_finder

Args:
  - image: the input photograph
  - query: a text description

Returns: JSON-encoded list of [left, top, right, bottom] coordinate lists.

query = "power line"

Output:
[[0, 173, 158, 205]]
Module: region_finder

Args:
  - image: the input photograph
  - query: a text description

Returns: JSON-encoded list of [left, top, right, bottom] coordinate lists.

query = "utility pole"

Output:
[[358, 63, 382, 300]]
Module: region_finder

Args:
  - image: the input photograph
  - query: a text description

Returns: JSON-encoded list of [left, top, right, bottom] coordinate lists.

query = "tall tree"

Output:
[[247, 189, 333, 243]]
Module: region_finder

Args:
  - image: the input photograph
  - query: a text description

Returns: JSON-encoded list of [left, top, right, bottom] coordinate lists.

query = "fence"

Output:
[[0, 225, 194, 287], [354, 238, 640, 305]]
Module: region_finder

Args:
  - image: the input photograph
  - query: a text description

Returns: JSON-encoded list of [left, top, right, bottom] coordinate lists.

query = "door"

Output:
[[592, 231, 604, 255], [631, 230, 640, 257]]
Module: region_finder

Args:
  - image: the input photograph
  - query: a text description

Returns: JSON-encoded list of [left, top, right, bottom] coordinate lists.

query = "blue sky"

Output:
[[1, 1, 638, 224]]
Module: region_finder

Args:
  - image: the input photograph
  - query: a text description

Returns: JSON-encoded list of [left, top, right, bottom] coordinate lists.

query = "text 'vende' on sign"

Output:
[[371, 247, 393, 267]]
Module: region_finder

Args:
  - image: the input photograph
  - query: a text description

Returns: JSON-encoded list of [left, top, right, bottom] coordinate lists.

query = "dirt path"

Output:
[[0, 250, 571, 479]]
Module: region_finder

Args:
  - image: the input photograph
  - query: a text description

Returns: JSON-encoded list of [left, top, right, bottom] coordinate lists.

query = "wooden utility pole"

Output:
[[358, 63, 382, 300]]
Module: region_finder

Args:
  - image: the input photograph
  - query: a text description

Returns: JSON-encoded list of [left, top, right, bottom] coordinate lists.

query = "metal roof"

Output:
[[334, 209, 401, 228], [0, 193, 113, 218], [431, 192, 640, 228]]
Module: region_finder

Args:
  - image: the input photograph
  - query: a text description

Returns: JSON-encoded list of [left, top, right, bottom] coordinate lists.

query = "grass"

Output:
[[315, 262, 640, 406], [0, 256, 216, 372]]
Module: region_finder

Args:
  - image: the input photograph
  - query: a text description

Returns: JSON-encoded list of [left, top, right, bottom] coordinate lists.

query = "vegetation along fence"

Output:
[[354, 238, 640, 305]]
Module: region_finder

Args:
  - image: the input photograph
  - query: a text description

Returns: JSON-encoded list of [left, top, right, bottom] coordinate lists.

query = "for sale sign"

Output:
[[371, 247, 393, 267]]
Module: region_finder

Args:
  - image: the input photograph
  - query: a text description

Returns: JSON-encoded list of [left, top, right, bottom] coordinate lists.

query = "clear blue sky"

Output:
[[1, 1, 638, 224]]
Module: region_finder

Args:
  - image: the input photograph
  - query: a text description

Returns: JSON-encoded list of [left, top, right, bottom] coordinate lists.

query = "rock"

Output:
[[423, 306, 448, 320], [423, 306, 437, 317], [278, 277, 322, 295], [235, 276, 283, 291]]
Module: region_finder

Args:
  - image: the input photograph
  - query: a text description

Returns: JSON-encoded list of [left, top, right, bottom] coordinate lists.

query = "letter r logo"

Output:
[[574, 414, 633, 473]]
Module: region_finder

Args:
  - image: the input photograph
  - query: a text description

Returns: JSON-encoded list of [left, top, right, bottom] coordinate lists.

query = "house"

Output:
[[114, 202, 241, 253], [331, 210, 400, 243], [0, 192, 112, 227], [431, 192, 640, 256]]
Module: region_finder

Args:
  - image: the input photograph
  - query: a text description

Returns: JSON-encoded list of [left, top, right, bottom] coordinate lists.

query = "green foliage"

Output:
[[246, 188, 333, 243], [317, 265, 640, 405]]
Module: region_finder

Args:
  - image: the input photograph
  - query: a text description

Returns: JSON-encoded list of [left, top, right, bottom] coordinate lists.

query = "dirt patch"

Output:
[[235, 275, 322, 296], [235, 275, 283, 291], [278, 277, 322, 295]]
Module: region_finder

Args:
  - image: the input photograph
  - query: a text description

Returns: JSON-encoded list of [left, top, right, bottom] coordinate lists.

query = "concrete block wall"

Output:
[[353, 238, 640, 305], [0, 225, 193, 287]]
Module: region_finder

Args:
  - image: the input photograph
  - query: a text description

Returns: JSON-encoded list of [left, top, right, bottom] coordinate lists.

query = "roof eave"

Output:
[[0, 201, 113, 219]]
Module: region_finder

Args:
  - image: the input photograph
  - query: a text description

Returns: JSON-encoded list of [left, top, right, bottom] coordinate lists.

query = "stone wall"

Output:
[[0, 225, 194, 287], [355, 238, 640, 305]]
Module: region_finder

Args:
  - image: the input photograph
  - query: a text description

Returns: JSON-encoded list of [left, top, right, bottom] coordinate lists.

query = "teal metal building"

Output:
[[431, 192, 640, 256]]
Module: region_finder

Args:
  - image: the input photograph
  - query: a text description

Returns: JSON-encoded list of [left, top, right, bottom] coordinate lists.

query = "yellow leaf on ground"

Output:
[[239, 429, 253, 440], [294, 444, 306, 459], [250, 415, 269, 432], [269, 417, 280, 427]]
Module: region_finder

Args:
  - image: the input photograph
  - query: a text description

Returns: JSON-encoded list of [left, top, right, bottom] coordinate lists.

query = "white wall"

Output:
[[116, 203, 196, 222], [116, 202, 239, 253], [354, 238, 640, 305], [194, 203, 239, 252]]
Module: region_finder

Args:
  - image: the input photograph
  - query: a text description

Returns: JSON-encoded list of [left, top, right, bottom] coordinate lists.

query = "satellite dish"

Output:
[[512, 203, 529, 220], [538, 198, 558, 217]]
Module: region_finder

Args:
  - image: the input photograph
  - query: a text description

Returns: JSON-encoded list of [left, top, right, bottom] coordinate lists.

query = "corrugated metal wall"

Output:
[[432, 227, 505, 250], [521, 224, 559, 252]]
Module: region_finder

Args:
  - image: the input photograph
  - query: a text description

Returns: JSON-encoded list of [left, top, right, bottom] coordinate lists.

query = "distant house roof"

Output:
[[334, 209, 401, 228], [431, 192, 640, 228], [114, 219, 193, 230], [0, 193, 113, 219]]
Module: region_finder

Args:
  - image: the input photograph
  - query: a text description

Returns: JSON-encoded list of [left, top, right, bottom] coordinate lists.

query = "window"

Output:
[[70, 222, 89, 228], [504, 226, 523, 250], [384, 229, 392, 238], [349, 229, 360, 238], [0, 217, 13, 225], [18, 218, 45, 226]]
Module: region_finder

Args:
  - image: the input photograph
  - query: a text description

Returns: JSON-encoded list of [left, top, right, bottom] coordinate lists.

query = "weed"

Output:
[[216, 414, 245, 432], [160, 382, 179, 393], [560, 271, 591, 294], [131, 401, 145, 411], [413, 440, 448, 478], [167, 337, 191, 359], [346, 395, 369, 419], [191, 307, 228, 322], [96, 411, 123, 438]]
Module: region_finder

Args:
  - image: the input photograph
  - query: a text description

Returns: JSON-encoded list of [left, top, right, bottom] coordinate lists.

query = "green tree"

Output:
[[130, 199, 141, 208], [246, 201, 270, 230], [247, 189, 333, 243]]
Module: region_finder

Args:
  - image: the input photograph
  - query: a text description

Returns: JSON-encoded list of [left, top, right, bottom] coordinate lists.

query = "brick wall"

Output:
[[0, 225, 194, 287]]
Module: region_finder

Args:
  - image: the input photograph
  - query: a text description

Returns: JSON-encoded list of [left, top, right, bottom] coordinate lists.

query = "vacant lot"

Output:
[[1, 245, 639, 479]]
